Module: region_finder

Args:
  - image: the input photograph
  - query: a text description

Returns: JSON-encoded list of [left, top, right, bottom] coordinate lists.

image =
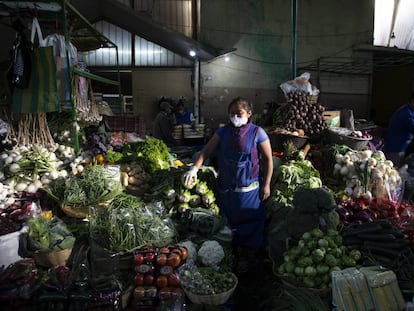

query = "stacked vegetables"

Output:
[[276, 227, 361, 289], [131, 245, 187, 308], [19, 211, 75, 256], [332, 149, 401, 201], [46, 164, 123, 208], [273, 90, 328, 136], [89, 193, 175, 253], [342, 219, 414, 291], [120, 162, 152, 195], [0, 145, 71, 194]]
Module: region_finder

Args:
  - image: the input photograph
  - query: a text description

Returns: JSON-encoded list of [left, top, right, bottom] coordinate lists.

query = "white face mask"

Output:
[[230, 115, 248, 127]]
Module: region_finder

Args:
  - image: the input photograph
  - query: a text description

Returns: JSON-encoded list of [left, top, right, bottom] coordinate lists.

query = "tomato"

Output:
[[134, 253, 145, 265], [145, 252, 155, 263], [156, 253, 168, 266], [159, 247, 170, 254], [168, 273, 180, 286], [156, 275, 168, 288], [134, 273, 144, 286], [167, 253, 181, 268], [144, 273, 154, 285], [133, 286, 145, 298], [170, 247, 182, 257], [179, 246, 188, 261]]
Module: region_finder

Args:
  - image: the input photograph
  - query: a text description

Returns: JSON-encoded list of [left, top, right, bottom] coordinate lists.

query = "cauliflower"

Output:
[[197, 240, 225, 267], [177, 240, 197, 263]]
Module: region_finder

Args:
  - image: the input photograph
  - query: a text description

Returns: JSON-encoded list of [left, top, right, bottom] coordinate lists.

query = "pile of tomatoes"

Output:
[[131, 245, 187, 307]]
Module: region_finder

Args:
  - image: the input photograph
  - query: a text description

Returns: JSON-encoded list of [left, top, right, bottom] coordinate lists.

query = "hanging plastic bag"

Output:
[[6, 23, 33, 90], [44, 33, 78, 104]]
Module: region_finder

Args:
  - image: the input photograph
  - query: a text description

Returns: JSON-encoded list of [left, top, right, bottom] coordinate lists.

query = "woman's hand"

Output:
[[260, 183, 271, 201]]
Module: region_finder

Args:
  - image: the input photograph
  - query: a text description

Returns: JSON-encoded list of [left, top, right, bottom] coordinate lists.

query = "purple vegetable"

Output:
[[353, 210, 374, 223]]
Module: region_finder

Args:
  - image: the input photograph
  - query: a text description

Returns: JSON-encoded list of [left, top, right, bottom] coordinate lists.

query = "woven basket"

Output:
[[61, 205, 90, 218], [183, 273, 238, 305], [61, 201, 111, 219], [33, 247, 72, 267], [279, 276, 331, 298]]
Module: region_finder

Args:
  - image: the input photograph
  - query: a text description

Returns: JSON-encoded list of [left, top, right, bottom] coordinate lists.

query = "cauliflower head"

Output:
[[197, 240, 225, 267]]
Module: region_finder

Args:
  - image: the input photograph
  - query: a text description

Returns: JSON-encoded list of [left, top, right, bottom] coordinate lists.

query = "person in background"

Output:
[[152, 101, 176, 147], [252, 101, 276, 128], [174, 98, 196, 127], [384, 91, 414, 168], [182, 96, 273, 273]]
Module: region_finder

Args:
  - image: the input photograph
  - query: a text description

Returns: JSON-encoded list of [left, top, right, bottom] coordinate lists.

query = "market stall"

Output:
[[0, 29, 414, 311]]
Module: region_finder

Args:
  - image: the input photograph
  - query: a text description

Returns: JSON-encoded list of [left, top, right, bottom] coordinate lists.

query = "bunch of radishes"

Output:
[[0, 145, 79, 194]]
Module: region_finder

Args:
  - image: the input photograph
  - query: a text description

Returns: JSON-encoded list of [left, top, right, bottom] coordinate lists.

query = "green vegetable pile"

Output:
[[46, 164, 124, 208], [180, 265, 236, 295], [265, 159, 322, 216], [89, 193, 176, 253], [134, 138, 171, 173], [276, 227, 361, 289], [20, 213, 75, 256]]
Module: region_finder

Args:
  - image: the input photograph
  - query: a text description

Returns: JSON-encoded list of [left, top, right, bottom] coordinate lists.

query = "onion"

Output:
[[8, 163, 20, 173], [15, 182, 28, 192]]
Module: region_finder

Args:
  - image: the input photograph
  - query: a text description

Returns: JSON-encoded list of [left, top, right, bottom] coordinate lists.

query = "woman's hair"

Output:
[[227, 96, 252, 113]]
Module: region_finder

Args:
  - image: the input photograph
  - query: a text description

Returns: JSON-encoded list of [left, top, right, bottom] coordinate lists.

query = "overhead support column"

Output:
[[291, 0, 298, 79], [193, 59, 200, 125]]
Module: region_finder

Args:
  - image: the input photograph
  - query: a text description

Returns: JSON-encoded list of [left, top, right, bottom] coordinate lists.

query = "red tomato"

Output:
[[159, 247, 170, 254], [134, 273, 144, 286], [156, 253, 168, 266], [156, 275, 168, 288], [167, 253, 181, 268], [168, 273, 180, 286], [134, 253, 144, 265], [145, 252, 155, 263], [144, 273, 154, 285], [180, 247, 188, 261]]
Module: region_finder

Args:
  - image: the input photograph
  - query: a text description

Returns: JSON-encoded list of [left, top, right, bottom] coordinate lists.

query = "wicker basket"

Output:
[[33, 247, 73, 267], [183, 274, 238, 305]]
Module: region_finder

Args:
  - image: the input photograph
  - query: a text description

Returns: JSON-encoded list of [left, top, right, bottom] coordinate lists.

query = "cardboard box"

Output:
[[323, 110, 341, 127]]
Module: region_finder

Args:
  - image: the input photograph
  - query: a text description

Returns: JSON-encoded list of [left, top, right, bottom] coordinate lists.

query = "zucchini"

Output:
[[362, 245, 402, 259], [357, 233, 396, 242], [343, 223, 383, 237], [363, 239, 409, 250]]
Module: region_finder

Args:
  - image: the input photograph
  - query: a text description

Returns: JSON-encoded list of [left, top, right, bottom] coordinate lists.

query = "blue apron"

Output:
[[216, 124, 265, 248]]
